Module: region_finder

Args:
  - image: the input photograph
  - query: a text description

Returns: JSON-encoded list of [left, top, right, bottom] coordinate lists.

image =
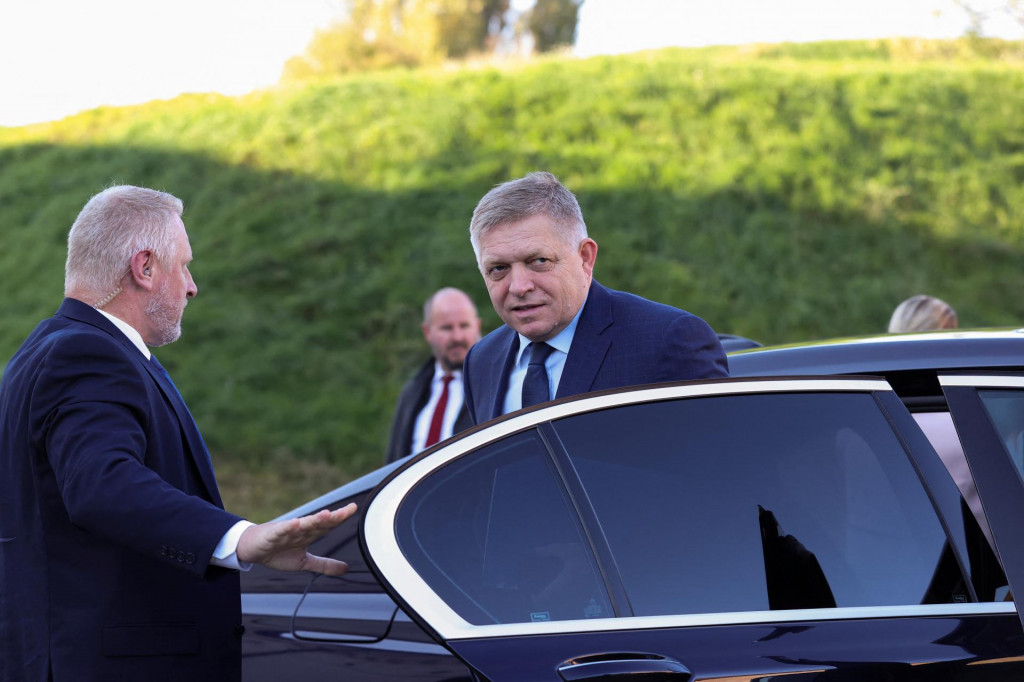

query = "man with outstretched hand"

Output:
[[0, 185, 355, 682]]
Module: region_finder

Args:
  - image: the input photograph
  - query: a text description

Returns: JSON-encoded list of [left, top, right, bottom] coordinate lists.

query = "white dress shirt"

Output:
[[410, 363, 465, 455], [95, 308, 253, 570]]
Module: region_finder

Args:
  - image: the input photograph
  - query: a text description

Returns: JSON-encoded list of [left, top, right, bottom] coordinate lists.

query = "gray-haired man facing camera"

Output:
[[462, 171, 728, 423]]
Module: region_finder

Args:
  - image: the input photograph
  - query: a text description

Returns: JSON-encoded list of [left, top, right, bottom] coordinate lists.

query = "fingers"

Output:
[[240, 503, 358, 572], [303, 556, 350, 577], [300, 503, 357, 525], [293, 503, 358, 537]]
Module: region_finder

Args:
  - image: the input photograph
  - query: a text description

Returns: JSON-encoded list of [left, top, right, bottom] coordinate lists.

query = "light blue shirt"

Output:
[[502, 299, 587, 415]]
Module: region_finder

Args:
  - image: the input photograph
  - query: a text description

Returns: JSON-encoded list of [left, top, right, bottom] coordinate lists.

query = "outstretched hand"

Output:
[[236, 503, 358, 576]]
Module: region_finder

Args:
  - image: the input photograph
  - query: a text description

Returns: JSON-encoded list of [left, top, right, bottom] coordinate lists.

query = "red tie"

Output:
[[425, 374, 454, 448]]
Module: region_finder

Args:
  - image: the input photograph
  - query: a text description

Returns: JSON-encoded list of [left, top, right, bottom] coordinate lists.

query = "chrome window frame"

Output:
[[941, 376, 1024, 389]]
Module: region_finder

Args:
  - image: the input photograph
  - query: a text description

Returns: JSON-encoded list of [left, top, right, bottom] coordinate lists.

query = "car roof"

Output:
[[291, 329, 1024, 518], [728, 329, 1024, 378]]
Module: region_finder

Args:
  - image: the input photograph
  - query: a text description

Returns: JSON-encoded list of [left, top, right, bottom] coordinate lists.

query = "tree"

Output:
[[283, 0, 510, 79], [953, 0, 1024, 38], [525, 0, 583, 53]]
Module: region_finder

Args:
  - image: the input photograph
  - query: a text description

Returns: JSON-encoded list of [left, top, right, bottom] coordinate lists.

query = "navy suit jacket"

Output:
[[463, 281, 729, 424], [385, 358, 472, 463], [0, 299, 245, 682]]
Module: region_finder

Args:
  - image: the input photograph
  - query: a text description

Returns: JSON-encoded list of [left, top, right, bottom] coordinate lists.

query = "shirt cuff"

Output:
[[210, 520, 256, 571]]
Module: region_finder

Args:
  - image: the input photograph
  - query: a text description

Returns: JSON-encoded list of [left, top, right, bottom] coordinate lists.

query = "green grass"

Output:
[[2, 39, 1023, 520]]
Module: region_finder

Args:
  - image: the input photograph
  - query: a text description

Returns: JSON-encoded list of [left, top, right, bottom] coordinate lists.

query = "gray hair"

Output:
[[65, 185, 184, 298], [469, 172, 587, 263], [888, 295, 958, 333]]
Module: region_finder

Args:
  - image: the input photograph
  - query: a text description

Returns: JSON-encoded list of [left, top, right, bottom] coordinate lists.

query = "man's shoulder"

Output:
[[472, 325, 516, 355], [595, 282, 701, 325], [463, 325, 515, 390], [398, 358, 435, 394]]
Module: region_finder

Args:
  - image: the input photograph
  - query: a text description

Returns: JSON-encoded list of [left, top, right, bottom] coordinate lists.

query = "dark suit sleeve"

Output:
[[659, 313, 730, 380], [33, 333, 241, 576]]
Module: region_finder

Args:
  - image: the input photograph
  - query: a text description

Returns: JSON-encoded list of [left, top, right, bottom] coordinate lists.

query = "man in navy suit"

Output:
[[385, 287, 481, 462], [0, 186, 356, 682], [463, 172, 728, 423]]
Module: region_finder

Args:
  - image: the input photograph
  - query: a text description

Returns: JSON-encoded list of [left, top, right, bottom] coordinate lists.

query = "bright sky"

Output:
[[0, 0, 1019, 127]]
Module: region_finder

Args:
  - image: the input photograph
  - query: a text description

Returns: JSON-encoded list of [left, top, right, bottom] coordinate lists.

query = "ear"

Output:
[[578, 238, 598, 277], [129, 250, 155, 290], [421, 321, 432, 341]]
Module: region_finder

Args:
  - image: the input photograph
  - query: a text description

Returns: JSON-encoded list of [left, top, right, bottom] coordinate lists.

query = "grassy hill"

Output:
[[2, 39, 1023, 519]]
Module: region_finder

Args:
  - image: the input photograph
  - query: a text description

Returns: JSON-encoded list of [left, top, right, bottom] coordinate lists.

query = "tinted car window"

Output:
[[552, 393, 959, 616], [978, 390, 1024, 481], [394, 430, 613, 625]]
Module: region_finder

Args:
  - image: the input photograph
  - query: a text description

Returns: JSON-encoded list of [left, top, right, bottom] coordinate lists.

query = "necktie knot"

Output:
[[527, 342, 555, 366]]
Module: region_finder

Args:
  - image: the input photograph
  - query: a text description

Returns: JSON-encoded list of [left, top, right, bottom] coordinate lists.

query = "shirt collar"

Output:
[[514, 291, 588, 365], [94, 308, 151, 359], [432, 361, 462, 381]]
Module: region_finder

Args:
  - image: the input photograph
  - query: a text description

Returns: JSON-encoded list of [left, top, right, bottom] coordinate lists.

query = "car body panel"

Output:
[[445, 615, 1024, 681], [243, 330, 1024, 679]]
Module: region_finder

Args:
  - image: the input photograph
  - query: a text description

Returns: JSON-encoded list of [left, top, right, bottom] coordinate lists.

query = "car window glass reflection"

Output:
[[978, 390, 1024, 482], [395, 430, 613, 625], [552, 393, 963, 617]]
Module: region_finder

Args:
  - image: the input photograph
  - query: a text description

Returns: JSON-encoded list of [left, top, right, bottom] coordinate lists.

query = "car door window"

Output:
[[393, 430, 614, 625], [941, 375, 1024, 628], [551, 392, 959, 616], [977, 390, 1024, 480]]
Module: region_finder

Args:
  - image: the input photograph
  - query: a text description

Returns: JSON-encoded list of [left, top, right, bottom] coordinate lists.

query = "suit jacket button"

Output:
[[186, 553, 195, 565], [235, 625, 246, 638]]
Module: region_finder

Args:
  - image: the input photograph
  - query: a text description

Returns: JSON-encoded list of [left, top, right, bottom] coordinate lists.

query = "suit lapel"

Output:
[[144, 356, 223, 507], [484, 329, 519, 422], [403, 359, 436, 455], [57, 299, 223, 507], [556, 281, 613, 399]]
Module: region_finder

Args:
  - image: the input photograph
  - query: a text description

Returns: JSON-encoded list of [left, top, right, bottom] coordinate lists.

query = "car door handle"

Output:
[[557, 653, 693, 681]]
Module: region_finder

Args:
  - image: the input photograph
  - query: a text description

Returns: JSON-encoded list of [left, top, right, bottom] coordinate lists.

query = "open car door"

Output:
[[941, 373, 1024, 632]]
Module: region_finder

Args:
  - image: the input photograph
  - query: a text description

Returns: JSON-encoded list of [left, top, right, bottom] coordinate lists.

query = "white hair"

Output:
[[65, 185, 183, 299]]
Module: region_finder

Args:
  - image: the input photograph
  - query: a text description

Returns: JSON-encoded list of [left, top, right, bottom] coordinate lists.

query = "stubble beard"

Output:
[[146, 285, 183, 347]]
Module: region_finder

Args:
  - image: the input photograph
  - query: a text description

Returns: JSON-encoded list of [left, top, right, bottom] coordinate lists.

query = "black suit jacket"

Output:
[[463, 280, 729, 424], [0, 299, 245, 682], [386, 358, 472, 463]]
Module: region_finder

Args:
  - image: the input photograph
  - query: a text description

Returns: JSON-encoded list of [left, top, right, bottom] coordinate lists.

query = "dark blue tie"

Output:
[[150, 354, 184, 403], [521, 342, 555, 409]]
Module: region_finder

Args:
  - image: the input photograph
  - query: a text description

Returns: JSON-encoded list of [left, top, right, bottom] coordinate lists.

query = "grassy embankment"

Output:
[[1, 38, 1022, 520]]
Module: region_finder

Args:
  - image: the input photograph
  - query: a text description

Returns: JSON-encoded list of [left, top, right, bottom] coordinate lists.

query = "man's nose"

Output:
[[507, 265, 534, 297], [186, 274, 198, 299]]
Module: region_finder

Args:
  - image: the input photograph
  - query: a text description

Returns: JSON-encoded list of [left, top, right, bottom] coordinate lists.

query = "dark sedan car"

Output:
[[241, 329, 1024, 680]]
